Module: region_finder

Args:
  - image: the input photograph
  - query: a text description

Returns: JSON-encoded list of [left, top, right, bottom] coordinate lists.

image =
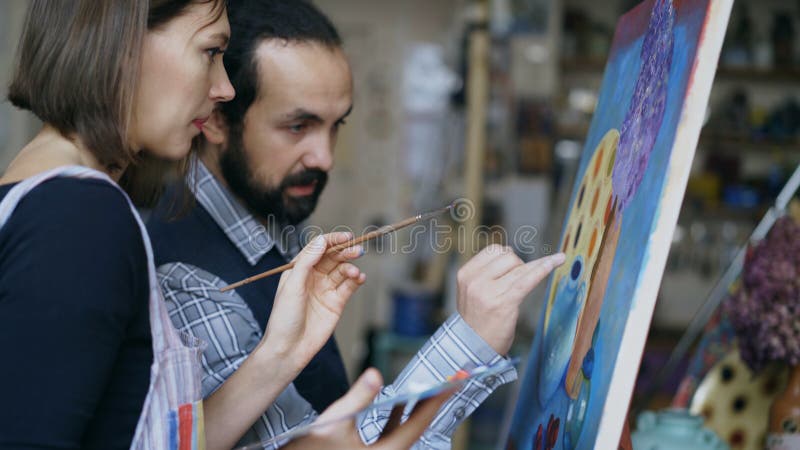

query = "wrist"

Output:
[[460, 313, 514, 356], [251, 340, 303, 381], [474, 327, 511, 355]]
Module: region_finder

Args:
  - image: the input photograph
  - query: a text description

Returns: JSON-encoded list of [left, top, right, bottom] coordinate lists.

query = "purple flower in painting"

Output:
[[612, 0, 675, 211], [724, 216, 800, 372]]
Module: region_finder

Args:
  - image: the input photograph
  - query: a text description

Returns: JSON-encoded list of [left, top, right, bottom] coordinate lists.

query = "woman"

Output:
[[0, 1, 448, 449]]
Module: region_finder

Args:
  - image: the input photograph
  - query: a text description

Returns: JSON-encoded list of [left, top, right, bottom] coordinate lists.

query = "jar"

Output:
[[632, 409, 729, 450]]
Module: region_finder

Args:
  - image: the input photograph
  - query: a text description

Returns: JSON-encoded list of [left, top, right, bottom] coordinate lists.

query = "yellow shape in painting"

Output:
[[543, 129, 620, 332]]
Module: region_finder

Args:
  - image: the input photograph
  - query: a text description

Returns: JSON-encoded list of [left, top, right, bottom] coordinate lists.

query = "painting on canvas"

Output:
[[506, 0, 732, 448]]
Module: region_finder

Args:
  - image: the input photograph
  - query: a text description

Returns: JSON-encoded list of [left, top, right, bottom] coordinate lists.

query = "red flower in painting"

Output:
[[534, 415, 562, 450]]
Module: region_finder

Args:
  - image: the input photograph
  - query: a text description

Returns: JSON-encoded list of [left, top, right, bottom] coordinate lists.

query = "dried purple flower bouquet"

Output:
[[725, 215, 800, 373]]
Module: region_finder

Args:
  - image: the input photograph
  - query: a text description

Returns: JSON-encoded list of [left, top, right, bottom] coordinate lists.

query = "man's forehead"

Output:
[[253, 38, 349, 72], [252, 39, 352, 108]]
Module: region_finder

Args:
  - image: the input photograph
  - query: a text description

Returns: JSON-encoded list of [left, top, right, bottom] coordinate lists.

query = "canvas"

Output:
[[506, 0, 732, 449]]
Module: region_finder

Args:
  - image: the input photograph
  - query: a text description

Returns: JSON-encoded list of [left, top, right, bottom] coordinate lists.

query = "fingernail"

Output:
[[356, 245, 365, 256], [310, 235, 325, 249], [551, 253, 566, 265]]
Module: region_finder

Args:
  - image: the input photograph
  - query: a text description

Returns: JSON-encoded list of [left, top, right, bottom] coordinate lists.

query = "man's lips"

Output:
[[285, 180, 318, 197]]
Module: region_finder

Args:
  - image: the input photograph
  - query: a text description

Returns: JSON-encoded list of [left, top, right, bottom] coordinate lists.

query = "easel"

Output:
[[447, 3, 490, 450], [639, 162, 800, 409], [461, 2, 490, 264]]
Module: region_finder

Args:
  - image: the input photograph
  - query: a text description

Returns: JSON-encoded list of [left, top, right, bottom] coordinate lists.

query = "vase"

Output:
[[767, 365, 800, 450], [689, 349, 789, 449]]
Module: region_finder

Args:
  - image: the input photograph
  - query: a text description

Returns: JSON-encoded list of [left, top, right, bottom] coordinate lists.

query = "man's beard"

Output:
[[220, 130, 328, 226]]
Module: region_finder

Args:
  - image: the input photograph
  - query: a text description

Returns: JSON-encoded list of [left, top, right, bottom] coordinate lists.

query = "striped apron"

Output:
[[0, 166, 207, 450]]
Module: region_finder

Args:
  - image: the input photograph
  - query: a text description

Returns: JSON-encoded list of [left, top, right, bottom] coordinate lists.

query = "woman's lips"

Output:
[[192, 118, 208, 131]]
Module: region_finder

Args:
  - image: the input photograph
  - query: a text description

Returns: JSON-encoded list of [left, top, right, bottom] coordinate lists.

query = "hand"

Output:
[[259, 232, 366, 371], [457, 245, 565, 355], [282, 368, 454, 450], [204, 234, 365, 450]]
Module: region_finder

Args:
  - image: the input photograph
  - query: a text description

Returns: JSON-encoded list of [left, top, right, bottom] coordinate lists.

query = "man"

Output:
[[147, 0, 563, 447]]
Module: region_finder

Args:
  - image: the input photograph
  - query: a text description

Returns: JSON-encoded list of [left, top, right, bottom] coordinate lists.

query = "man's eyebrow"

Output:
[[283, 109, 323, 122], [337, 105, 354, 122]]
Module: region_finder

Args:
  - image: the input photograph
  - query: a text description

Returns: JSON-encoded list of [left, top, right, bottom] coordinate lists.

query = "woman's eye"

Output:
[[205, 47, 224, 60]]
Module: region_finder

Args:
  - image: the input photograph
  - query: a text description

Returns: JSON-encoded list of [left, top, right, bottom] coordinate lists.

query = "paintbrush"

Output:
[[219, 202, 455, 293]]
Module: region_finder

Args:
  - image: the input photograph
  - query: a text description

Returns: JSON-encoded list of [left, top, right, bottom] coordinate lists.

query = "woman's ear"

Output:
[[201, 110, 228, 145]]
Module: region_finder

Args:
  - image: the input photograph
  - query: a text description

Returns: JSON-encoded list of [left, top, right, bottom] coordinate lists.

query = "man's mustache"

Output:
[[281, 169, 328, 190]]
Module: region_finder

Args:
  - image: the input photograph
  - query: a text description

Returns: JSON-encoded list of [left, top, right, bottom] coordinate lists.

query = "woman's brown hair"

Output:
[[8, 1, 145, 169], [8, 0, 226, 205]]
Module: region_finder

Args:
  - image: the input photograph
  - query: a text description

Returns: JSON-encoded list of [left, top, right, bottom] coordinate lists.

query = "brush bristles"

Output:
[[416, 202, 455, 222]]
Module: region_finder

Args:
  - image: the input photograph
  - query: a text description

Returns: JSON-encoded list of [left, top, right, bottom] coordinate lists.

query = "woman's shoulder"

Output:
[[20, 175, 129, 204], [3, 176, 144, 250]]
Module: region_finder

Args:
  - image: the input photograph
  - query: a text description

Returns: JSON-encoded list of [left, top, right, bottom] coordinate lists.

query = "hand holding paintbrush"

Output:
[[220, 202, 455, 293]]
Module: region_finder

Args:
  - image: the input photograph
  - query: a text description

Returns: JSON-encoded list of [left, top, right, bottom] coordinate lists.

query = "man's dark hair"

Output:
[[221, 0, 342, 127]]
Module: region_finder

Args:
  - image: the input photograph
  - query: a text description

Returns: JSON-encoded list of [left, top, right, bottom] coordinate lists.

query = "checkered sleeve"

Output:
[[157, 262, 318, 449], [157, 262, 263, 396], [357, 314, 518, 448]]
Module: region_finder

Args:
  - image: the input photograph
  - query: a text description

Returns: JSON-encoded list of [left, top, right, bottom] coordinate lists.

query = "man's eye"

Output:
[[288, 123, 306, 133]]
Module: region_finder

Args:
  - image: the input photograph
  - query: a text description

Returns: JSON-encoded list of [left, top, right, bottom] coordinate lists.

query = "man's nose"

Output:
[[302, 135, 334, 172]]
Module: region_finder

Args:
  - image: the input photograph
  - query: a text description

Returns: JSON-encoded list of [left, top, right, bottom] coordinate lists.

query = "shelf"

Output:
[[715, 66, 800, 84], [681, 204, 767, 223], [699, 132, 800, 153]]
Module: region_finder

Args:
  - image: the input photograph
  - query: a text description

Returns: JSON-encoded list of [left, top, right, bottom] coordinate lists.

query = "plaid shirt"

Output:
[[157, 161, 517, 449]]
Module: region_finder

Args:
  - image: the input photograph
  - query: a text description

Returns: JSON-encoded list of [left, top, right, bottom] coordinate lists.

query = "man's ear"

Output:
[[202, 110, 228, 146]]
